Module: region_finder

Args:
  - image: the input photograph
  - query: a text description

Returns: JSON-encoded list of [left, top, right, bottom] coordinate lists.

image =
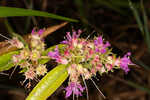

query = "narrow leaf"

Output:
[[141, 1, 150, 52], [94, 0, 125, 15], [110, 75, 150, 94], [0, 51, 19, 71], [126, 80, 150, 94], [4, 18, 14, 33], [131, 57, 150, 71], [111, 0, 139, 8], [129, 0, 144, 34], [0, 6, 78, 22], [26, 64, 68, 100]]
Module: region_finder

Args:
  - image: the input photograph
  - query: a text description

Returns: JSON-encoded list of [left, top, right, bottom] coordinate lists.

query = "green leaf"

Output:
[[131, 57, 150, 71], [110, 0, 130, 7], [125, 80, 150, 94], [74, 0, 89, 24], [94, 0, 126, 15], [129, 0, 144, 34], [0, 6, 78, 22], [111, 75, 150, 94], [129, 0, 150, 52], [0, 51, 19, 71], [26, 64, 68, 100], [111, 0, 140, 8], [4, 18, 15, 33], [141, 1, 150, 52]]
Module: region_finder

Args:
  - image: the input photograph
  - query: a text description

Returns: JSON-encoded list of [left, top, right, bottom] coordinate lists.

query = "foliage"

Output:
[[0, 6, 78, 22], [26, 64, 68, 100]]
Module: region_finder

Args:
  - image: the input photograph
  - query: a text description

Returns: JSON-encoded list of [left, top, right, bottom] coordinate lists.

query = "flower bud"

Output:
[[25, 68, 35, 80], [36, 64, 47, 76], [30, 50, 40, 61]]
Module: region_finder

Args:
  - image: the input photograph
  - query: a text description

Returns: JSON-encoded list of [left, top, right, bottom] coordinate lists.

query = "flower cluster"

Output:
[[48, 30, 132, 98], [9, 37, 24, 49], [11, 29, 47, 87]]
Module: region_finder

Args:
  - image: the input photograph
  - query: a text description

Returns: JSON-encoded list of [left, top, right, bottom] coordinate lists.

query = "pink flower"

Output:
[[91, 68, 96, 74], [25, 68, 35, 80], [96, 64, 102, 70], [105, 64, 113, 71], [57, 58, 68, 64], [64, 50, 70, 56], [12, 54, 21, 64], [120, 52, 132, 73], [31, 29, 44, 36], [48, 46, 60, 60], [61, 30, 82, 48], [48, 46, 68, 64], [31, 29, 35, 34], [10, 37, 24, 48], [65, 82, 85, 98], [94, 36, 110, 54], [38, 29, 44, 35]]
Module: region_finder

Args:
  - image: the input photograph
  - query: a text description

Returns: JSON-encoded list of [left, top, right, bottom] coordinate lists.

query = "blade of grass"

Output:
[[131, 56, 150, 71], [129, 0, 150, 52], [24, 0, 35, 33], [126, 80, 150, 94], [110, 75, 150, 94], [111, 0, 140, 8], [4, 19, 14, 33], [110, 0, 129, 7], [94, 0, 126, 15], [141, 0, 150, 52], [128, 0, 144, 35], [0, 51, 19, 71], [0, 6, 78, 22], [74, 0, 88, 24]]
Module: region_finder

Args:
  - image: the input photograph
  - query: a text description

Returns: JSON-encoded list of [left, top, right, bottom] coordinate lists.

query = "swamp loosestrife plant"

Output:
[[1, 29, 132, 99], [48, 30, 132, 99]]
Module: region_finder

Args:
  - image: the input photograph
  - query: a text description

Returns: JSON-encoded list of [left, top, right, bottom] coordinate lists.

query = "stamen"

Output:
[[0, 72, 9, 76], [77, 94, 79, 100], [90, 78, 106, 99], [34, 77, 40, 82], [82, 75, 89, 100], [9, 65, 18, 79], [0, 33, 11, 40], [85, 30, 95, 40], [73, 91, 75, 100]]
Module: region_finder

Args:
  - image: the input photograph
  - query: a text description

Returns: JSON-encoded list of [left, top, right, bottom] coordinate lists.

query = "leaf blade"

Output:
[[129, 0, 144, 34], [141, 1, 150, 52], [0, 51, 19, 71], [26, 64, 68, 100], [0, 6, 78, 22]]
